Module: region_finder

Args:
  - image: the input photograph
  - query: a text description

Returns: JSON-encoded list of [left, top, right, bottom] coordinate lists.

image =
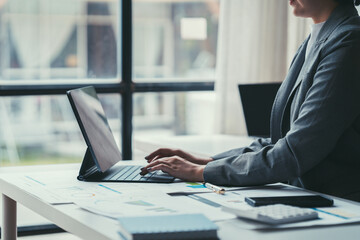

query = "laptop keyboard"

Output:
[[106, 165, 173, 182]]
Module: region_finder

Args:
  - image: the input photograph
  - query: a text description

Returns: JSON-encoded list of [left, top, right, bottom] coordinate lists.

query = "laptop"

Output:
[[238, 83, 281, 138], [67, 86, 175, 183]]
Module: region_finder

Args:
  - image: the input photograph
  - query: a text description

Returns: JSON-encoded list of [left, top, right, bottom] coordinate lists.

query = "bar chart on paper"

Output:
[[74, 191, 190, 219]]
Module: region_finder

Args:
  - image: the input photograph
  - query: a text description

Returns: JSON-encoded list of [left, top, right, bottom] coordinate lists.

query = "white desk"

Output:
[[2, 135, 360, 240], [1, 163, 360, 240]]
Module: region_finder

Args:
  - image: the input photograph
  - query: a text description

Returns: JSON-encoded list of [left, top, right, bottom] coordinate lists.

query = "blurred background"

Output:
[[0, 0, 219, 166], [0, 0, 359, 167]]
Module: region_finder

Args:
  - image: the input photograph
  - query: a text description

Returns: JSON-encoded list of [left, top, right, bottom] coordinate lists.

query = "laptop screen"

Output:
[[67, 86, 122, 172]]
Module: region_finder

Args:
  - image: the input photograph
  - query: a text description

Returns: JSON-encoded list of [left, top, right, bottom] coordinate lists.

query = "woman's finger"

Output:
[[145, 148, 175, 161], [148, 163, 173, 175], [140, 158, 171, 175]]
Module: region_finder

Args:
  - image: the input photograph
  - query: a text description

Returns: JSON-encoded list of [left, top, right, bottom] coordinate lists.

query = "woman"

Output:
[[141, 0, 360, 201]]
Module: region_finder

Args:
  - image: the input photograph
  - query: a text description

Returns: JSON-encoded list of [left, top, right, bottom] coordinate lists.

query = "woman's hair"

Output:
[[334, 0, 360, 6]]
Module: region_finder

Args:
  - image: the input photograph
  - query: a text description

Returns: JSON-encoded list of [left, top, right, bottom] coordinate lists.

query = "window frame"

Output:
[[0, 0, 215, 160]]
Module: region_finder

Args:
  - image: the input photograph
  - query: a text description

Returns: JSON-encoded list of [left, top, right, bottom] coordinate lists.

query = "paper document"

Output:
[[189, 185, 360, 229], [7, 171, 80, 204], [6, 171, 145, 204], [98, 181, 224, 195], [74, 190, 234, 221]]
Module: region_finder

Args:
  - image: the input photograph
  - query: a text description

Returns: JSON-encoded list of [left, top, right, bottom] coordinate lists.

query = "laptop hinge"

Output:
[[78, 148, 101, 181]]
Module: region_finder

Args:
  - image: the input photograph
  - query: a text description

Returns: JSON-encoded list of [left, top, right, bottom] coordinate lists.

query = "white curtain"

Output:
[[0, 0, 7, 9], [134, 24, 164, 77], [8, 0, 80, 69], [109, 1, 119, 43], [214, 0, 311, 135], [132, 3, 170, 78]]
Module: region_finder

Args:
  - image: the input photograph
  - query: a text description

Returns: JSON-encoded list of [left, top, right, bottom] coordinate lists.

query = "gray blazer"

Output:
[[204, 4, 360, 201]]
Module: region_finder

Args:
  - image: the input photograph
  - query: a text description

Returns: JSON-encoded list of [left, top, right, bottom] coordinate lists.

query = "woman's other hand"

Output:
[[140, 156, 205, 182], [145, 148, 212, 165]]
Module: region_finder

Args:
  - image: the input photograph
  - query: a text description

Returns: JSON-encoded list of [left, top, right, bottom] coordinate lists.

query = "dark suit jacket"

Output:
[[204, 4, 360, 201]]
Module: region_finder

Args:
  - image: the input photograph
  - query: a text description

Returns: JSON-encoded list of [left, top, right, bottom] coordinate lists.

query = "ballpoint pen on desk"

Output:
[[203, 182, 226, 195]]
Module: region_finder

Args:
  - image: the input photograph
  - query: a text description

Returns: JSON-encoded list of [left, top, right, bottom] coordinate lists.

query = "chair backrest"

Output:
[[238, 82, 281, 137]]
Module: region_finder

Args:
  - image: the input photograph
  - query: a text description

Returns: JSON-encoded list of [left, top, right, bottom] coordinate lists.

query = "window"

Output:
[[0, 0, 220, 166], [0, 0, 119, 81], [132, 0, 219, 158], [133, 1, 219, 80]]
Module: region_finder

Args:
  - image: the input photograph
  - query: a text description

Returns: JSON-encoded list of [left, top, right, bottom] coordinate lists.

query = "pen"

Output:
[[203, 182, 225, 195]]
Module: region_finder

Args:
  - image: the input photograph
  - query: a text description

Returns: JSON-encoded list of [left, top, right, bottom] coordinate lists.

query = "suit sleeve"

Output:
[[204, 29, 360, 186], [211, 137, 271, 160]]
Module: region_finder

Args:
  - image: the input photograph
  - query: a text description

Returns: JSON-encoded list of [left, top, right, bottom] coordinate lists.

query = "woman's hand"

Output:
[[145, 148, 212, 165], [140, 156, 206, 182]]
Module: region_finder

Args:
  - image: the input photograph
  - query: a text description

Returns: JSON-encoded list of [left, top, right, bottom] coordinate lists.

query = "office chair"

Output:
[[238, 82, 281, 138]]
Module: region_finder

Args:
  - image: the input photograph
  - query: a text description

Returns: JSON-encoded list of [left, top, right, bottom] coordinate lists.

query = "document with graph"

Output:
[[188, 186, 360, 229], [74, 189, 234, 221]]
